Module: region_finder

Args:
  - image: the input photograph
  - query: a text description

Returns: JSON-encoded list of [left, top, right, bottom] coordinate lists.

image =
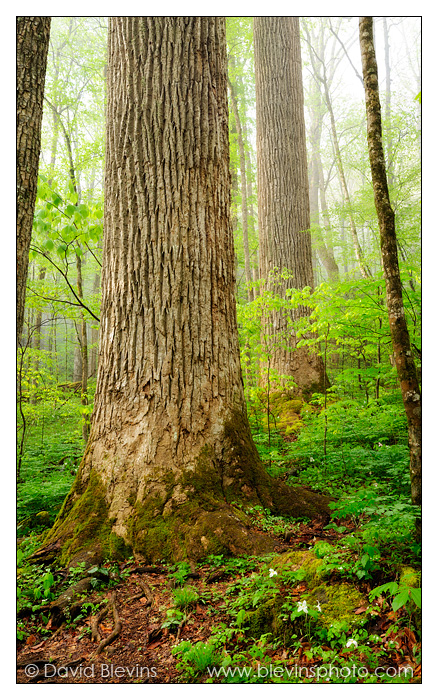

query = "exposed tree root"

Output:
[[135, 576, 154, 608], [90, 601, 110, 644], [94, 591, 122, 656]]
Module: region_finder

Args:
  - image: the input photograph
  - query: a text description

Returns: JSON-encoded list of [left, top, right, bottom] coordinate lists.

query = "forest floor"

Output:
[[16, 514, 421, 685]]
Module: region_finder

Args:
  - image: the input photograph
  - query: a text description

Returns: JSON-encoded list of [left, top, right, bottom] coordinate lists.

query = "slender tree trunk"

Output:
[[17, 16, 51, 345], [76, 252, 89, 442], [322, 70, 372, 279], [30, 266, 46, 403], [254, 16, 326, 394], [359, 16, 421, 537], [382, 18, 394, 188], [246, 150, 259, 294], [228, 74, 253, 302], [61, 110, 89, 438], [89, 273, 100, 378], [43, 17, 330, 567], [308, 82, 339, 281]]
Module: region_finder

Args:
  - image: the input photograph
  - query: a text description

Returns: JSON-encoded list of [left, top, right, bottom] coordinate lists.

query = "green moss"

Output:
[[246, 549, 366, 642], [259, 391, 304, 436], [399, 566, 421, 588], [44, 470, 133, 566], [272, 549, 325, 582]]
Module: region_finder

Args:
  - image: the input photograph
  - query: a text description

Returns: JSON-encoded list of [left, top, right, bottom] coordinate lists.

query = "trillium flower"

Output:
[[316, 600, 322, 613], [297, 600, 308, 614], [346, 638, 358, 649], [269, 568, 278, 578]]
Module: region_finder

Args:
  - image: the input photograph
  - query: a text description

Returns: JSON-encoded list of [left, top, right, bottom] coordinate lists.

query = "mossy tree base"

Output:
[[41, 411, 331, 567]]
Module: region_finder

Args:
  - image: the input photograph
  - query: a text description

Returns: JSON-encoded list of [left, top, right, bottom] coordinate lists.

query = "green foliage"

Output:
[[169, 561, 192, 588], [369, 581, 421, 612], [161, 608, 186, 631], [17, 407, 82, 522], [172, 586, 199, 611], [173, 639, 222, 678]]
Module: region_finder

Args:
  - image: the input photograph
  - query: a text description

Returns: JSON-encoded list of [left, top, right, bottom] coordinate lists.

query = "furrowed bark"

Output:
[[253, 16, 326, 394], [17, 17, 51, 344], [43, 17, 330, 567]]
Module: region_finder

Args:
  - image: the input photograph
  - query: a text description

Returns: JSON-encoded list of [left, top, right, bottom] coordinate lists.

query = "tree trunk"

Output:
[[44, 17, 330, 567], [253, 16, 326, 394], [17, 16, 51, 345], [76, 252, 89, 443], [88, 273, 100, 378], [321, 68, 372, 280], [228, 72, 253, 302], [30, 266, 46, 403], [382, 18, 394, 188], [307, 80, 339, 281], [359, 16, 421, 537]]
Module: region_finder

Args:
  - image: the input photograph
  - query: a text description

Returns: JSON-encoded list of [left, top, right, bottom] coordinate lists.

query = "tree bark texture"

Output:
[[17, 16, 51, 345], [46, 17, 330, 566], [359, 17, 421, 526], [253, 16, 326, 394]]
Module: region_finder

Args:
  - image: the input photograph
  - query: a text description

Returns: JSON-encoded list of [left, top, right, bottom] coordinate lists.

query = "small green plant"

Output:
[[169, 561, 192, 587], [369, 581, 421, 611], [161, 608, 186, 631], [173, 639, 221, 677], [173, 586, 199, 611]]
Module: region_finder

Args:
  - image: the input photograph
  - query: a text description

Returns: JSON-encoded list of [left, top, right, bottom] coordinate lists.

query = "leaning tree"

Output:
[[359, 16, 421, 538], [42, 17, 329, 566]]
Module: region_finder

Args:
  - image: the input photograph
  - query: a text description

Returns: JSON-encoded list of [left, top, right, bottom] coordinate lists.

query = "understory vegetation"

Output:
[[17, 375, 421, 683]]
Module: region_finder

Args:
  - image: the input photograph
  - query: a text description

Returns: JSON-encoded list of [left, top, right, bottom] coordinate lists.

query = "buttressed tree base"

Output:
[[41, 17, 330, 567]]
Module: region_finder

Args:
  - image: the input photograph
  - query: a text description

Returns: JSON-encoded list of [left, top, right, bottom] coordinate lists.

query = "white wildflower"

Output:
[[316, 600, 322, 613], [269, 568, 278, 578], [346, 639, 358, 649], [297, 600, 308, 614]]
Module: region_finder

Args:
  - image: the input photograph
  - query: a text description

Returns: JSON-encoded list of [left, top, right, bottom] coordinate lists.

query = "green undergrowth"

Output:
[[17, 400, 83, 528], [171, 546, 421, 683], [17, 388, 421, 682]]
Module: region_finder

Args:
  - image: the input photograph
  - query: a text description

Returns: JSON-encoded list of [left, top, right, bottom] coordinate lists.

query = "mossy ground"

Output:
[[255, 390, 305, 437], [246, 548, 366, 642]]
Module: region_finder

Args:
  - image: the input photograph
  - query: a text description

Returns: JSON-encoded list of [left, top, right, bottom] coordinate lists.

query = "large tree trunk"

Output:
[[44, 17, 330, 567], [17, 17, 51, 345], [359, 17, 421, 537], [253, 16, 326, 395]]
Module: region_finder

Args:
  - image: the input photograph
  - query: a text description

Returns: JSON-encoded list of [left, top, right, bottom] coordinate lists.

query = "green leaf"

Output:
[[65, 204, 76, 217], [409, 588, 421, 608], [43, 239, 54, 251], [60, 224, 76, 242], [392, 589, 410, 611]]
